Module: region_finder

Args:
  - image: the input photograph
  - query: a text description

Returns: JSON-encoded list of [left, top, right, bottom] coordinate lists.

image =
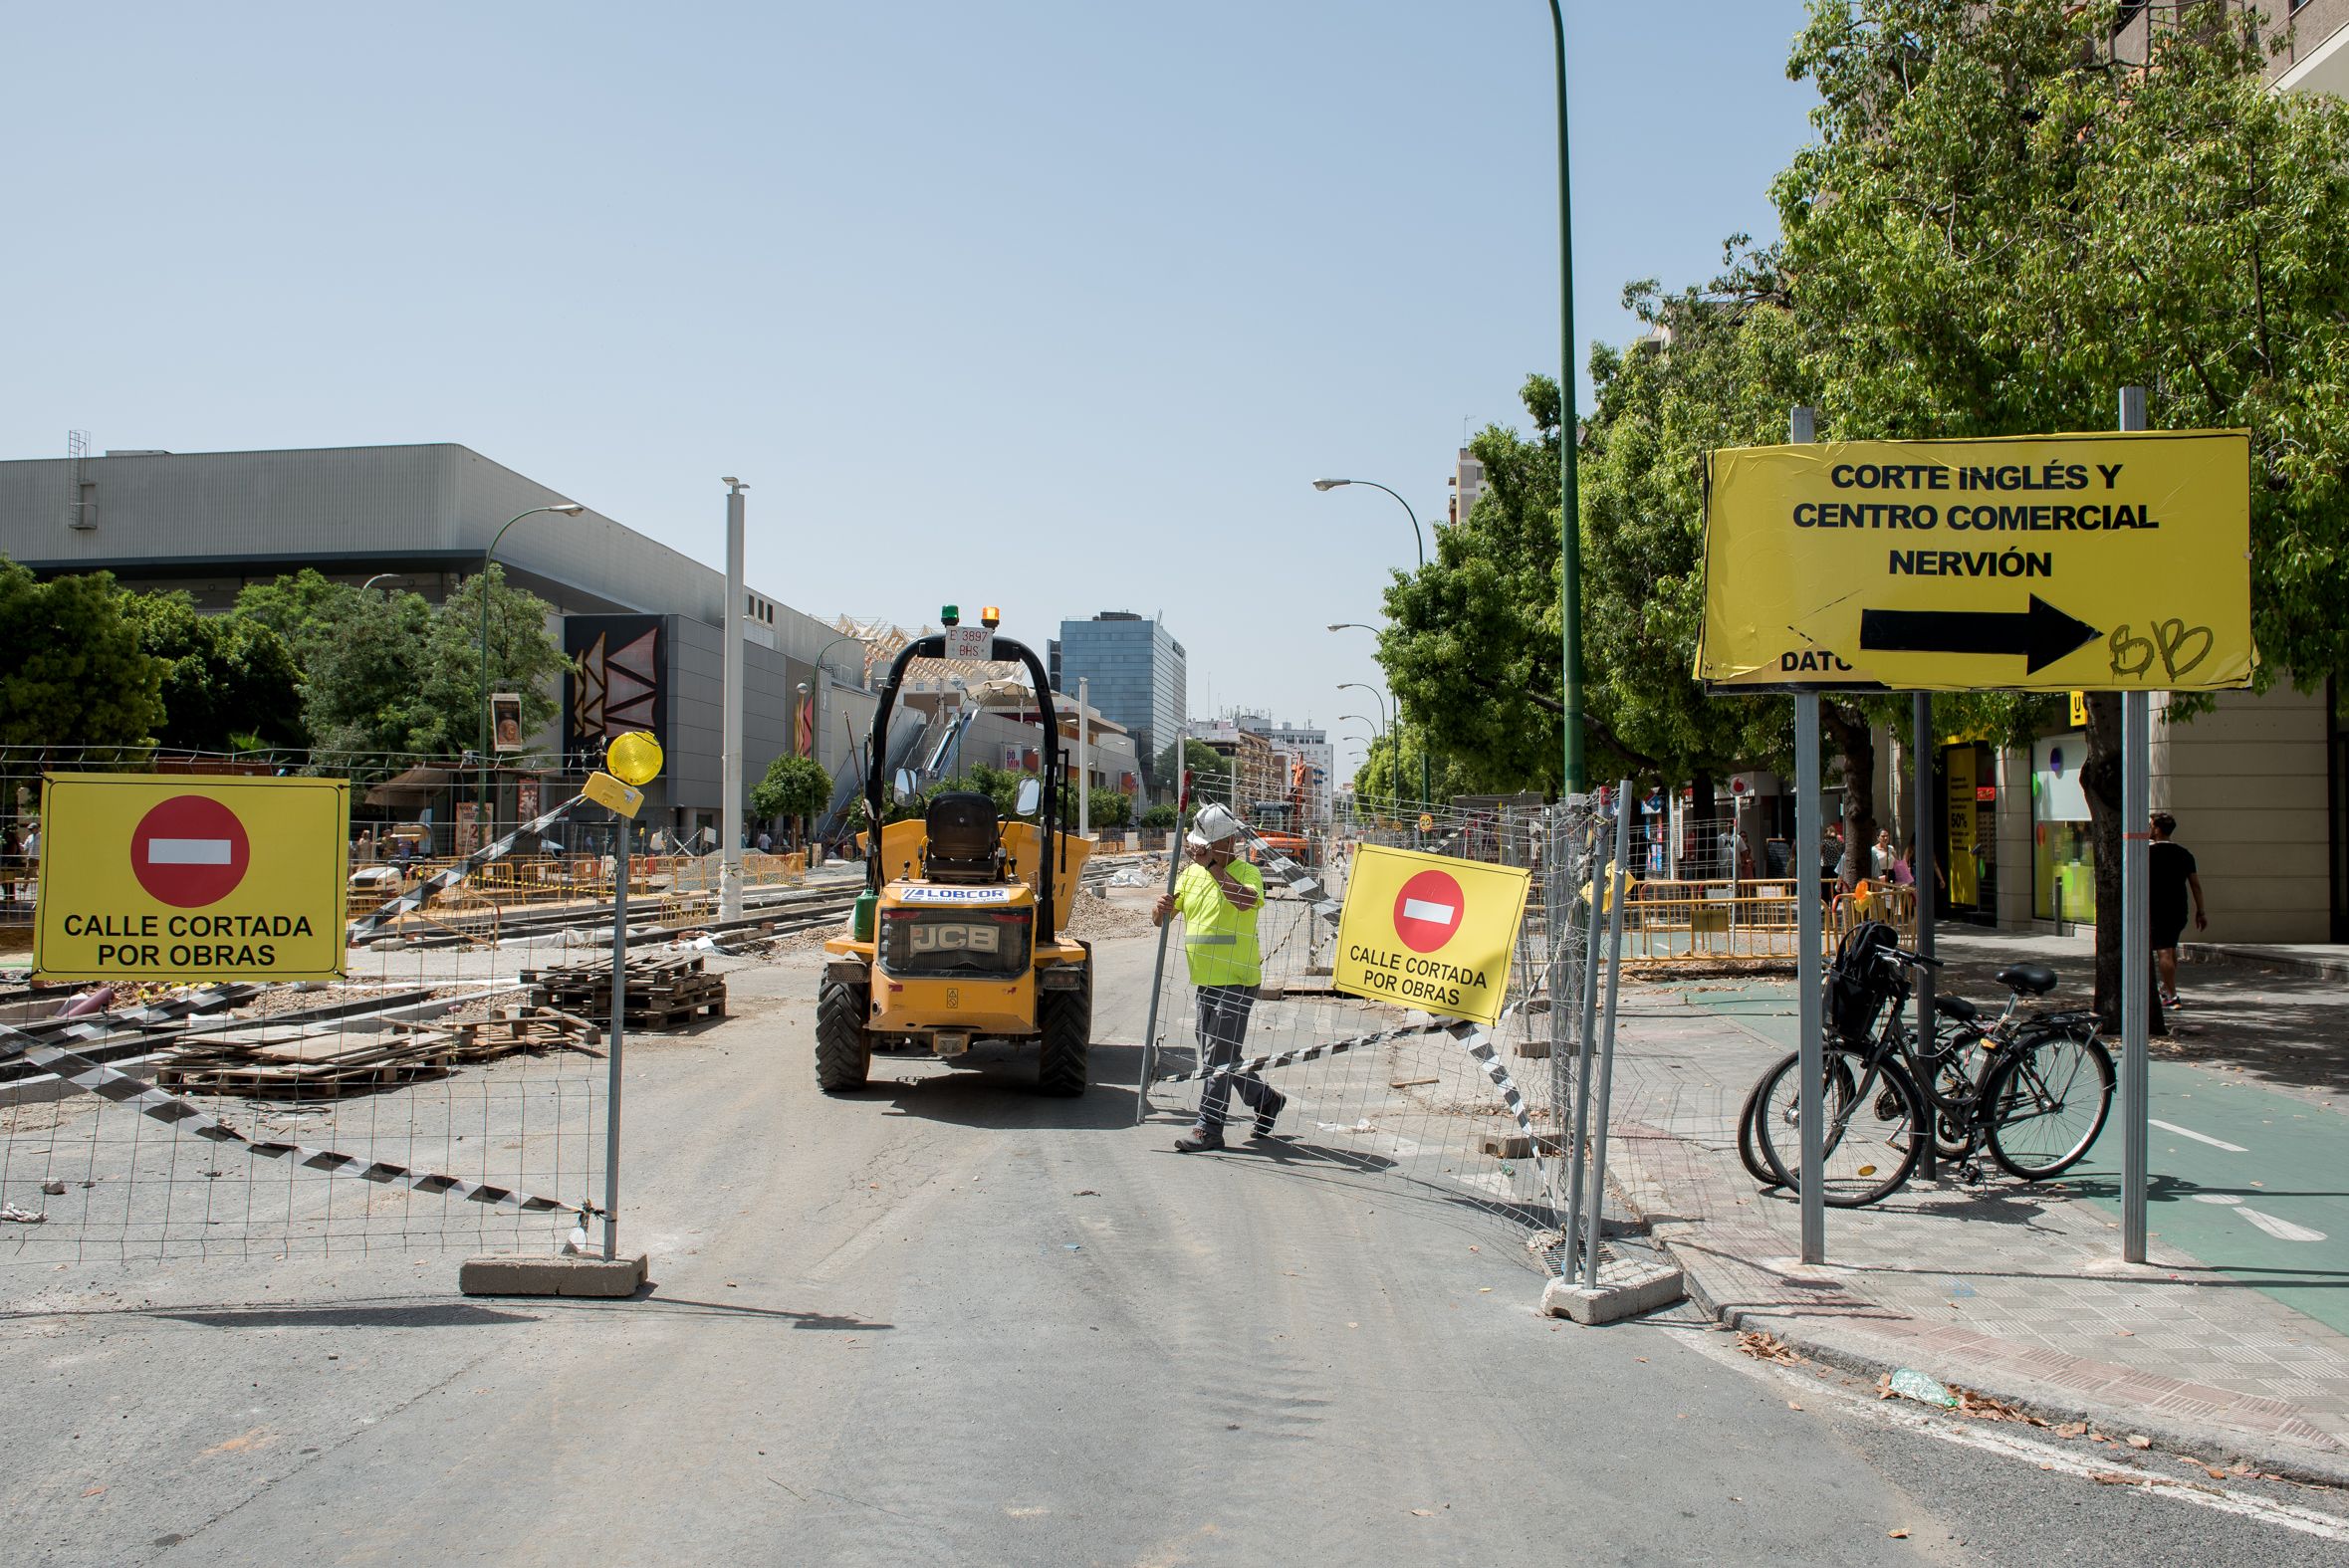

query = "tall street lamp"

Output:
[[1314, 482, 1432, 809], [1545, 0, 1585, 792], [808, 631, 868, 814], [1337, 682, 1398, 810], [477, 503, 585, 838]]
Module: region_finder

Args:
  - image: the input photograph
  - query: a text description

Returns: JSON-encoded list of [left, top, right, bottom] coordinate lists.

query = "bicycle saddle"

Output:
[[1997, 962, 2059, 997], [1934, 995, 1980, 1022]]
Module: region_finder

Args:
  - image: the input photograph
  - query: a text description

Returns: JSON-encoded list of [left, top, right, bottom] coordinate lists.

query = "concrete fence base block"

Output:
[[1540, 1263, 1686, 1326], [460, 1252, 648, 1298]]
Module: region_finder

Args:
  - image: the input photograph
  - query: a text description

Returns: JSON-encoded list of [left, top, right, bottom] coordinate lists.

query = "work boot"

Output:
[[1252, 1090, 1287, 1140], [1174, 1125, 1225, 1154]]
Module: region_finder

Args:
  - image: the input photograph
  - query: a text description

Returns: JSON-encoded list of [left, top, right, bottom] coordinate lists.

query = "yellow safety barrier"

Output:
[[1612, 877, 1917, 970]]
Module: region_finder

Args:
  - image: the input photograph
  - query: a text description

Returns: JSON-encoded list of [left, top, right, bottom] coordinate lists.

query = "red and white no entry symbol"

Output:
[[130, 794, 251, 908], [1392, 867, 1466, 954]]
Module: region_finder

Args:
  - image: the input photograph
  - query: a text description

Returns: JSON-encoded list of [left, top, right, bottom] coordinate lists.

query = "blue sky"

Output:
[[1, 2, 1818, 781]]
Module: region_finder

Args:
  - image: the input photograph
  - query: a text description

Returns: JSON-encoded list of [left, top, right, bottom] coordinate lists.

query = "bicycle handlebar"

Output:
[[1872, 944, 1944, 971]]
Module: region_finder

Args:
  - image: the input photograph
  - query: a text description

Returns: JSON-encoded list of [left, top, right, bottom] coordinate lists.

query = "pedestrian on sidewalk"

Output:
[[2150, 811, 2208, 1008], [1871, 827, 1896, 880], [1153, 802, 1284, 1153]]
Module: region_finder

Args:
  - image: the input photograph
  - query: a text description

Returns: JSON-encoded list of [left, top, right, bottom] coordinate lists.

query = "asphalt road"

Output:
[[3, 928, 2345, 1565]]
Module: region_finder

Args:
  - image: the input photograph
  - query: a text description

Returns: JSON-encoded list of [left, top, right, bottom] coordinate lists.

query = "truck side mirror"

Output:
[[1014, 778, 1042, 817]]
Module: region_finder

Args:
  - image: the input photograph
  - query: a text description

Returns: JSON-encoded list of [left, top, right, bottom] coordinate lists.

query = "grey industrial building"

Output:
[[0, 442, 876, 845]]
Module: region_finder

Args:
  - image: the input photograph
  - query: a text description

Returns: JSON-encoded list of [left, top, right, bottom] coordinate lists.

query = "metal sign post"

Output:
[[1912, 691, 1938, 1182], [2119, 385, 2153, 1263], [602, 822, 629, 1261], [1581, 778, 1633, 1287], [1786, 405, 1827, 1266], [1565, 802, 1607, 1267]]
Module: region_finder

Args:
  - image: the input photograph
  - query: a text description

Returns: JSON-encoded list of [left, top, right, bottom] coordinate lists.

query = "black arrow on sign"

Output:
[[1858, 594, 2102, 675]]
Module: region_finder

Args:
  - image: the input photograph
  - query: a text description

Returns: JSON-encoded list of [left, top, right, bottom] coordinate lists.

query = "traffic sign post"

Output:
[[34, 775, 348, 982], [1696, 392, 2231, 1268], [1696, 429, 2253, 693], [1333, 844, 1530, 1027]]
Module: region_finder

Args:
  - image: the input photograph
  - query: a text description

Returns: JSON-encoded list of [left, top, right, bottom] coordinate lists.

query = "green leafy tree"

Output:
[[1154, 738, 1235, 804], [235, 569, 359, 676], [1775, 0, 2349, 1012], [122, 591, 306, 753], [1084, 788, 1134, 830], [751, 753, 834, 846], [1138, 801, 1178, 833], [252, 566, 566, 762], [0, 559, 165, 749], [1348, 729, 1480, 808]]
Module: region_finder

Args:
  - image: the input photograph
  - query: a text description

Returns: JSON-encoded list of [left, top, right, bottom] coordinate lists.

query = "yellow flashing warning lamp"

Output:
[[981, 605, 1001, 628], [940, 604, 960, 627], [605, 731, 664, 786]]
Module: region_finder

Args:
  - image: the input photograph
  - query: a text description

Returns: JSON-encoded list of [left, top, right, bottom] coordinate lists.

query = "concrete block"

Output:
[[1480, 1130, 1563, 1159], [1541, 1263, 1686, 1326], [1514, 1038, 1552, 1059], [460, 1252, 648, 1298]]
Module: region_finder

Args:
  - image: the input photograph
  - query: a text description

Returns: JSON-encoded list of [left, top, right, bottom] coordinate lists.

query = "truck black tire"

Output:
[[1036, 964, 1090, 1097], [816, 980, 871, 1093]]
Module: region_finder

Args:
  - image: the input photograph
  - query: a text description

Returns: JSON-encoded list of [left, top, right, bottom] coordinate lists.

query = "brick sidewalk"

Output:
[[1602, 981, 2349, 1483]]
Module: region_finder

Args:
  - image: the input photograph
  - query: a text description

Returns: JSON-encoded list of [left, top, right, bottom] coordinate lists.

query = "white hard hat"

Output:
[[1186, 801, 1245, 848]]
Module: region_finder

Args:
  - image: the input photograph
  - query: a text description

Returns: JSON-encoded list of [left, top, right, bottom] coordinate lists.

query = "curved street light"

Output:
[[359, 572, 398, 594], [476, 503, 586, 834], [1314, 487, 1431, 809], [1337, 683, 1399, 809]]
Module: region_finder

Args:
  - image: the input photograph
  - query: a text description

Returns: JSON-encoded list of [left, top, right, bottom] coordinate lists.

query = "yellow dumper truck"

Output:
[[819, 609, 1093, 1095]]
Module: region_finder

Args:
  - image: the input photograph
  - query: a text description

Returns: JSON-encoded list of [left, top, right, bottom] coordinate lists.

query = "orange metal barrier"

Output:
[[1613, 877, 1917, 969]]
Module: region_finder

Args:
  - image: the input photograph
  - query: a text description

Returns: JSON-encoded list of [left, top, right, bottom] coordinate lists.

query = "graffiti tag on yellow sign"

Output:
[[35, 775, 349, 982], [1334, 845, 1529, 1027], [1696, 431, 2253, 692]]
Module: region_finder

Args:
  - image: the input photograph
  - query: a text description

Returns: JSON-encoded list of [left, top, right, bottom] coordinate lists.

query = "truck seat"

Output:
[[922, 791, 1004, 883]]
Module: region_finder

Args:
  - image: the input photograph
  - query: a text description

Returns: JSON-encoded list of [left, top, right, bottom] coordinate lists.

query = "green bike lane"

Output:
[[1670, 977, 2349, 1336]]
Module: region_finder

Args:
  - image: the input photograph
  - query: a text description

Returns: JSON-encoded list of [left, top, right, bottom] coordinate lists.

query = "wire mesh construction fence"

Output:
[[1, 948, 613, 1266], [0, 744, 821, 1270], [1138, 791, 1605, 1262]]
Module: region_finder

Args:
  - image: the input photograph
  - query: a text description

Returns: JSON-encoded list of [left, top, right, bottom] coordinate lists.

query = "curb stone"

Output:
[[1652, 1220, 2349, 1491]]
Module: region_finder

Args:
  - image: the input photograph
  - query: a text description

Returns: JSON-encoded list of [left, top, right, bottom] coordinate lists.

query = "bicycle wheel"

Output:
[[1737, 1051, 1799, 1188], [1754, 1045, 1921, 1208], [1986, 1029, 2115, 1180]]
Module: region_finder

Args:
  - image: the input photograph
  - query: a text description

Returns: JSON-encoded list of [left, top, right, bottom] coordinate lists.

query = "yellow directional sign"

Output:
[[1695, 431, 2253, 692], [34, 775, 349, 982], [1334, 845, 1530, 1026]]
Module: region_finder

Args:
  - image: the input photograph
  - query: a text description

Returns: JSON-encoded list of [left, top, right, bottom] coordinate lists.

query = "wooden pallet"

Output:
[[159, 1025, 457, 1100], [520, 955, 726, 1029]]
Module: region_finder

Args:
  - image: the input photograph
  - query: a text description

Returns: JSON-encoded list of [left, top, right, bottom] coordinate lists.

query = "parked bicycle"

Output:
[[1736, 921, 2115, 1208]]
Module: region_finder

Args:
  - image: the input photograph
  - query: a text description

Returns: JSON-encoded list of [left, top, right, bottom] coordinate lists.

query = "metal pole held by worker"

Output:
[[1136, 768, 1195, 1123]]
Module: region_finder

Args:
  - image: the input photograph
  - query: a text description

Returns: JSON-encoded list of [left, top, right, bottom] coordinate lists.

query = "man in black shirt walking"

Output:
[[2149, 811, 2208, 1009]]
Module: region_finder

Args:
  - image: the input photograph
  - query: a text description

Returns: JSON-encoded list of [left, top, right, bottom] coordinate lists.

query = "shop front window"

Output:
[[2032, 732, 2095, 924]]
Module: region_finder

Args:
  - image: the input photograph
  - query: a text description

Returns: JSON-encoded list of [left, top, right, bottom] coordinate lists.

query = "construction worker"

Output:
[[1154, 802, 1284, 1152]]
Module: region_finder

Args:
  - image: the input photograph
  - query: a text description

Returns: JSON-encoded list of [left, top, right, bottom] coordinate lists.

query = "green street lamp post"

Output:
[[476, 503, 585, 841], [1546, 0, 1584, 792], [1315, 479, 1434, 810]]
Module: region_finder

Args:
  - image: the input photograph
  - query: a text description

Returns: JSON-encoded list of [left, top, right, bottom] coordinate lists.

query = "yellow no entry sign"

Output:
[[34, 775, 350, 982], [1696, 430, 2253, 691], [1334, 845, 1530, 1026]]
